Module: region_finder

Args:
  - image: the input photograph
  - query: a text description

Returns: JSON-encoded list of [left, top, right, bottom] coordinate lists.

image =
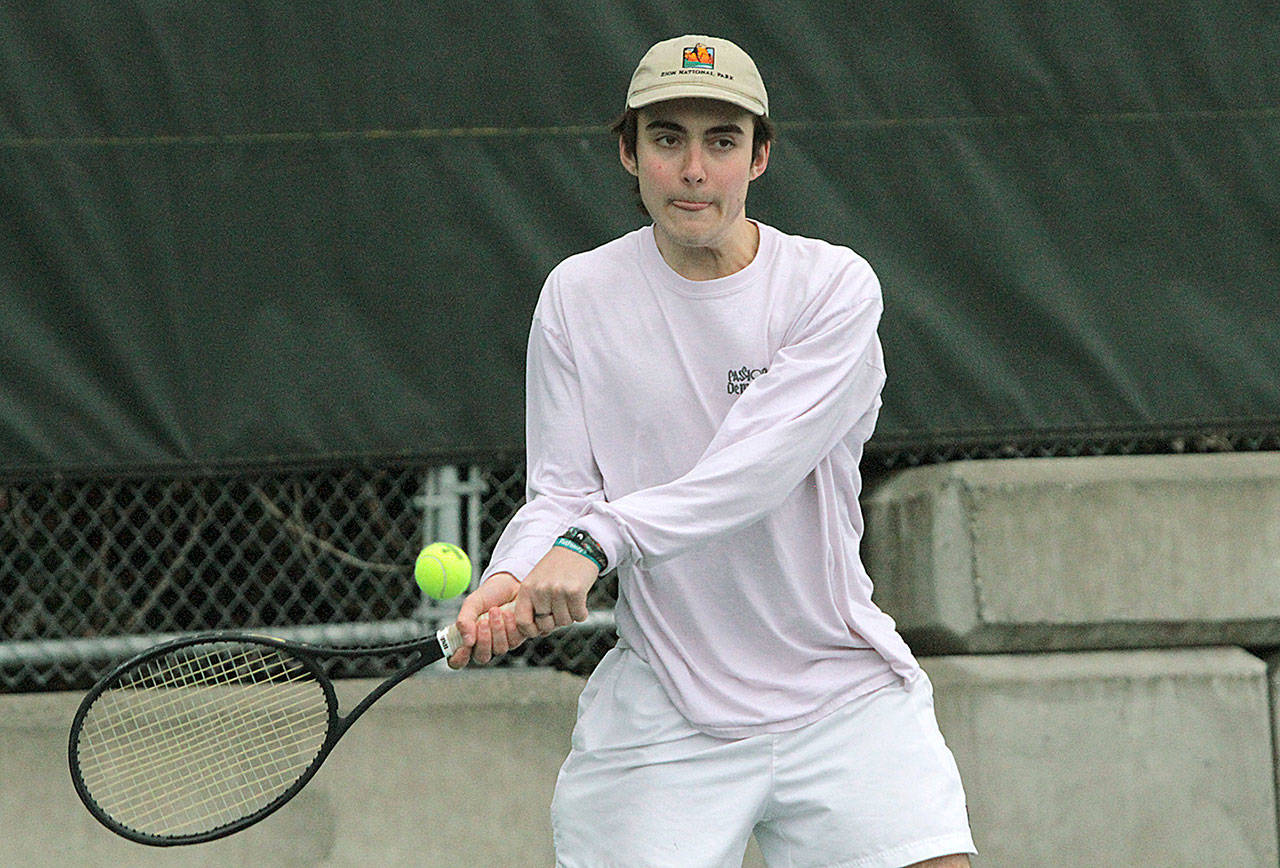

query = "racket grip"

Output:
[[436, 602, 519, 658]]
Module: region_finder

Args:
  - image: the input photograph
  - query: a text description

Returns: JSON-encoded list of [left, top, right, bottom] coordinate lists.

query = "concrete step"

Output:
[[863, 453, 1280, 653], [926, 646, 1278, 866]]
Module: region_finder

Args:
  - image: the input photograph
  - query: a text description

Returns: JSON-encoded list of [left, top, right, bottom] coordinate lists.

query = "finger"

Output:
[[496, 605, 525, 651], [531, 586, 563, 634], [568, 592, 590, 623], [534, 612, 556, 636], [449, 608, 488, 669], [456, 594, 488, 647], [487, 606, 510, 657], [473, 610, 494, 665], [514, 589, 541, 640], [447, 645, 472, 670], [529, 586, 559, 635], [550, 596, 574, 630]]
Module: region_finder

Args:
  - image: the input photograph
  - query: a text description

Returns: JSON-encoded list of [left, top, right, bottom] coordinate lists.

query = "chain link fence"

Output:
[[0, 459, 617, 693], [3, 426, 1275, 693]]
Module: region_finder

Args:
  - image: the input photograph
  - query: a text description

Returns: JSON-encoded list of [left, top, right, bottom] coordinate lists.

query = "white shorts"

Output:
[[552, 647, 975, 868]]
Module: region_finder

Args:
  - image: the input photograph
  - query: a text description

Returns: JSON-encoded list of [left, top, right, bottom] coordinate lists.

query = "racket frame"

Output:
[[68, 625, 458, 846]]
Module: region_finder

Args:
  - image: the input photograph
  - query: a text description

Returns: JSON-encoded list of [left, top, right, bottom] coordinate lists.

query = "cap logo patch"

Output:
[[682, 43, 715, 69]]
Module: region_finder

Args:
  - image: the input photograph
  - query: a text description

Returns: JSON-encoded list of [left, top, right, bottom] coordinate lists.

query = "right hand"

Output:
[[447, 572, 525, 669]]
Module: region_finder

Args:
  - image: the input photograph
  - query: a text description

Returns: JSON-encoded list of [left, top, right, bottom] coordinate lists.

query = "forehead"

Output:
[[637, 97, 755, 132]]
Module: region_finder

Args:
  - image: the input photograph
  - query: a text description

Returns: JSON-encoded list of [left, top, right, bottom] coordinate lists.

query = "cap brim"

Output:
[[627, 84, 767, 117]]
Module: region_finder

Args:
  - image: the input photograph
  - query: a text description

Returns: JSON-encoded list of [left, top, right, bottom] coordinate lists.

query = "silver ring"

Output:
[[534, 611, 553, 618]]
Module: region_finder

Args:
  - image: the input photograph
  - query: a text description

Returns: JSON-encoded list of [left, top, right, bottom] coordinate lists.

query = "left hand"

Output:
[[448, 572, 524, 670], [514, 544, 599, 638]]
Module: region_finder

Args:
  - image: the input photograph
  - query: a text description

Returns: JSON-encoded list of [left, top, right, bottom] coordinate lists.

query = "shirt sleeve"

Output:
[[481, 298, 605, 583], [574, 257, 885, 571]]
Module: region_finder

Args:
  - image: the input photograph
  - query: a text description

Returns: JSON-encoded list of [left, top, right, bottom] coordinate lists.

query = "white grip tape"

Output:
[[437, 623, 464, 658]]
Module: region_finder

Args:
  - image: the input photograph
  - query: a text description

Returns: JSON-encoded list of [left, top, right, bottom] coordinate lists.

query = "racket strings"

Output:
[[74, 642, 330, 838], [80, 647, 326, 832], [84, 683, 324, 819], [84, 665, 319, 775]]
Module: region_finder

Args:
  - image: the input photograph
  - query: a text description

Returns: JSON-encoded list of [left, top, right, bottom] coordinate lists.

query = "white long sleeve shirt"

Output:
[[484, 222, 921, 737]]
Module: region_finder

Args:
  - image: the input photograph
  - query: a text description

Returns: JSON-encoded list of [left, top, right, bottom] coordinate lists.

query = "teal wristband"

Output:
[[560, 527, 608, 571], [554, 534, 607, 572], [553, 538, 605, 570]]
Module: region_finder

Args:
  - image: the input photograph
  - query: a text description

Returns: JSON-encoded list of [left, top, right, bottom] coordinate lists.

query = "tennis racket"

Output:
[[68, 607, 513, 846]]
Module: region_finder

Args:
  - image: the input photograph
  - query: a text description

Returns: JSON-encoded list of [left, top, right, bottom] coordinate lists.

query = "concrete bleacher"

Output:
[[862, 452, 1280, 865], [926, 647, 1275, 864], [2, 452, 1278, 866], [862, 452, 1280, 654], [862, 453, 1280, 865]]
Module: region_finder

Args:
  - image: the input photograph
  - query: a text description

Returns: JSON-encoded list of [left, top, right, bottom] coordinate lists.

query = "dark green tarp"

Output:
[[2, 2, 1277, 475]]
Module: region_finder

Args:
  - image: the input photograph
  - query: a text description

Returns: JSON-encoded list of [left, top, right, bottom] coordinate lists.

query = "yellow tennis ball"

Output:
[[414, 542, 472, 599]]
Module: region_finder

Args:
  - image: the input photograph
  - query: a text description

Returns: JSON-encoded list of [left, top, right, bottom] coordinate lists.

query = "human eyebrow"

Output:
[[644, 120, 687, 134], [642, 119, 746, 142]]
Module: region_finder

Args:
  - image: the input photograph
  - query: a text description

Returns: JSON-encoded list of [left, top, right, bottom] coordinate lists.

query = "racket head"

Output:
[[68, 634, 338, 845]]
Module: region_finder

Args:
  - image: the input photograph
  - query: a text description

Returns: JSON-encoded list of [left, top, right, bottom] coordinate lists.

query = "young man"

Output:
[[450, 34, 976, 867]]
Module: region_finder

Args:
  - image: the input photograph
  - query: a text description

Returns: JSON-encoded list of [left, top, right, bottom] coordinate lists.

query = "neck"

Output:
[[654, 220, 760, 281]]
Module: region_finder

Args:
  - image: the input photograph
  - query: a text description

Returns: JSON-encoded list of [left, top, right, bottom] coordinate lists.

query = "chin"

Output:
[[662, 229, 719, 251], [660, 217, 721, 245]]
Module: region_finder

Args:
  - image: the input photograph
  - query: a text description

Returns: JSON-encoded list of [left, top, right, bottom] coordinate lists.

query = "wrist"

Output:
[[554, 527, 608, 573]]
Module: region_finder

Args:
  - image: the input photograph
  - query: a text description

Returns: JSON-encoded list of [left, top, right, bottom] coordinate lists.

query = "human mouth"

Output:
[[671, 200, 712, 212]]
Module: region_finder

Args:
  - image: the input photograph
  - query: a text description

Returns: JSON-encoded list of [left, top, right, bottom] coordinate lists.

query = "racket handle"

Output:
[[436, 601, 519, 658]]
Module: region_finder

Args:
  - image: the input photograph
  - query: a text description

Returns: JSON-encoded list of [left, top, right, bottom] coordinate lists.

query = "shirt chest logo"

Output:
[[726, 366, 767, 395]]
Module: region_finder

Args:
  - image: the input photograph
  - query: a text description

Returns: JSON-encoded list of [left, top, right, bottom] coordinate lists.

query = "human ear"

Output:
[[619, 136, 639, 177], [749, 139, 770, 181]]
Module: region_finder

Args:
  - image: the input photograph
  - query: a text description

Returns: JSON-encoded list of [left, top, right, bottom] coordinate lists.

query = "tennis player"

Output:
[[450, 34, 976, 868]]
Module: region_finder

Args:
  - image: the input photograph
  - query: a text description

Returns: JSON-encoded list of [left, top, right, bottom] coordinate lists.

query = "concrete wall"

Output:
[[928, 648, 1276, 865], [862, 452, 1280, 653], [1270, 653, 1280, 859], [9, 651, 1275, 866], [3, 452, 1279, 866], [2, 669, 582, 867], [864, 453, 1280, 867]]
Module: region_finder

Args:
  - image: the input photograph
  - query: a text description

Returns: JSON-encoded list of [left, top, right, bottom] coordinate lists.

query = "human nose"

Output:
[[680, 143, 706, 185]]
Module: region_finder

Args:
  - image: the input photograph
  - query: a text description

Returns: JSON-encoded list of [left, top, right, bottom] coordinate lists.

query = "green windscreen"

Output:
[[2, 2, 1277, 476]]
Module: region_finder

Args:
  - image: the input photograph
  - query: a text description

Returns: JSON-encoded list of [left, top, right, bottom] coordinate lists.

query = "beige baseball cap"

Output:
[[625, 34, 769, 117]]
